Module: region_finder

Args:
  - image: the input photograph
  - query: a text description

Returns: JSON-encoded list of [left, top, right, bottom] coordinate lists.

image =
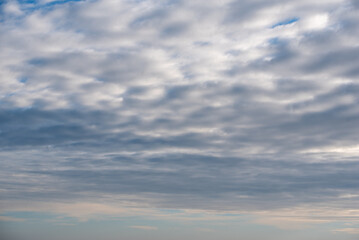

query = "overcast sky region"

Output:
[[1, 0, 359, 239]]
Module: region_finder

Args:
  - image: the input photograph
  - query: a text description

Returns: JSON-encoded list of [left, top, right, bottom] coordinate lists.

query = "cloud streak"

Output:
[[130, 225, 158, 230]]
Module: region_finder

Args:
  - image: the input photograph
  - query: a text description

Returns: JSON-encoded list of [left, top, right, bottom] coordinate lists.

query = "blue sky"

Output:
[[271, 17, 300, 28], [1, 0, 359, 239]]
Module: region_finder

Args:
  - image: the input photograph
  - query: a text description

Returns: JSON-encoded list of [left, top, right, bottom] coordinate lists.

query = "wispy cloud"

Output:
[[0, 216, 25, 222], [129, 225, 158, 230], [334, 228, 359, 234]]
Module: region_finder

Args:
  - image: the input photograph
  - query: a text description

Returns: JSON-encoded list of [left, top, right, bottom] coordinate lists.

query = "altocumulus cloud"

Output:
[[1, 0, 359, 232]]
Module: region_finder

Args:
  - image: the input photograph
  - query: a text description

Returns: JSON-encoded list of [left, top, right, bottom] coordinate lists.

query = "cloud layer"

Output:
[[1, 0, 359, 229]]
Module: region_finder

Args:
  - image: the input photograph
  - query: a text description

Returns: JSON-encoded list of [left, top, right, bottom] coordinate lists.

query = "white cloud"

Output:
[[300, 13, 329, 30], [3, 1, 22, 16]]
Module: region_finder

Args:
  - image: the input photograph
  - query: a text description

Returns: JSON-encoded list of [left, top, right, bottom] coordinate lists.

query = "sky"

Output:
[[1, 0, 359, 239]]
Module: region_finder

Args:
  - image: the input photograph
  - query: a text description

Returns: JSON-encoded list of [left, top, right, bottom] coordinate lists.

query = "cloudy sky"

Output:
[[1, 0, 359, 239]]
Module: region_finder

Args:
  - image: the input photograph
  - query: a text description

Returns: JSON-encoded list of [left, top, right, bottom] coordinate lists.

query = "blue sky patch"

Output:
[[19, 77, 28, 83], [271, 17, 299, 28]]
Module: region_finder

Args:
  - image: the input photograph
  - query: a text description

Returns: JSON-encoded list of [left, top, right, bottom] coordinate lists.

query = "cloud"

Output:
[[0, 216, 25, 222], [129, 225, 158, 230], [0, 0, 359, 232], [334, 228, 359, 234]]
